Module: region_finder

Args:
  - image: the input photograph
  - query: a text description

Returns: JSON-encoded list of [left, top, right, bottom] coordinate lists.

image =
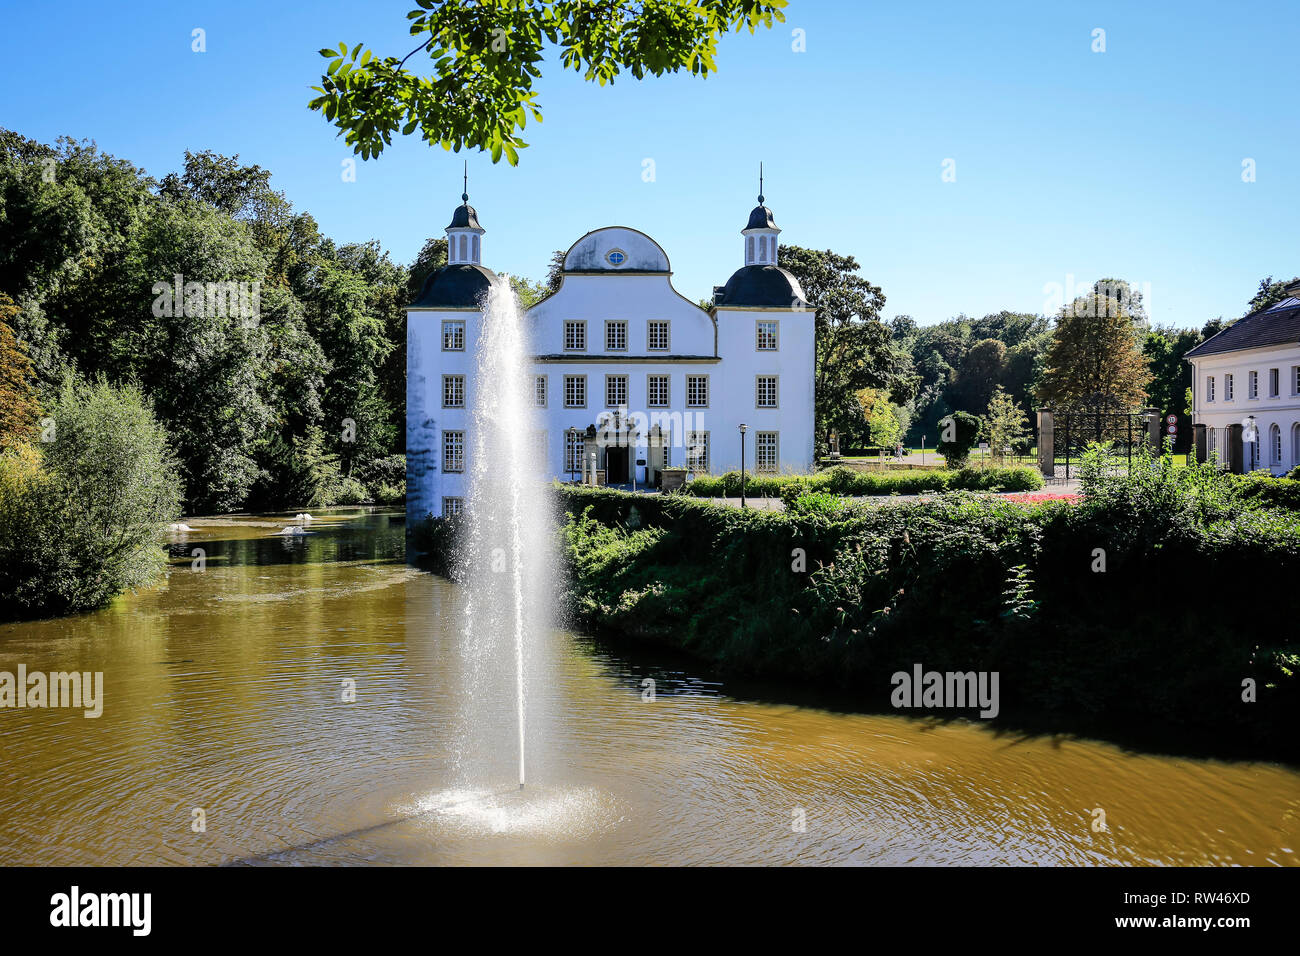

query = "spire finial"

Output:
[[462, 161, 468, 203], [758, 162, 764, 204]]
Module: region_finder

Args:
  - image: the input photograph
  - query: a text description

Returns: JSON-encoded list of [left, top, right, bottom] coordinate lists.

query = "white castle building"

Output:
[[406, 182, 816, 518], [1186, 280, 1300, 475]]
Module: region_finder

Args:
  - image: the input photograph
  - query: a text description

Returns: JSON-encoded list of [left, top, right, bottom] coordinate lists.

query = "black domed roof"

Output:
[[447, 198, 481, 230], [745, 204, 777, 230], [411, 263, 497, 308], [716, 264, 807, 309]]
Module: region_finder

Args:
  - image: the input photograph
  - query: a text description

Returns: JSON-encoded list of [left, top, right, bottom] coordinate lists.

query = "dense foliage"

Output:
[[532, 456, 1300, 759], [309, 0, 788, 163], [0, 376, 181, 618], [0, 131, 412, 512], [683, 464, 1042, 499]]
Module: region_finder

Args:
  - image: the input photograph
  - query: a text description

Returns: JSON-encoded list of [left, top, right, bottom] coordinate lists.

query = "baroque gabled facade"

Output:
[[406, 185, 816, 519]]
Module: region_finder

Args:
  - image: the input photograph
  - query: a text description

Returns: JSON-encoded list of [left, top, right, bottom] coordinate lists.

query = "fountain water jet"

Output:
[[455, 275, 553, 793]]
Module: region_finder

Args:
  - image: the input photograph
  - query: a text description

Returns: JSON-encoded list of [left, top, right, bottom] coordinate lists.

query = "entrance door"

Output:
[[605, 447, 629, 483]]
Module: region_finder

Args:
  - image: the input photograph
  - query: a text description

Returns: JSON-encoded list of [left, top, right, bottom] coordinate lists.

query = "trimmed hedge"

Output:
[[1232, 472, 1300, 510], [684, 464, 1043, 498]]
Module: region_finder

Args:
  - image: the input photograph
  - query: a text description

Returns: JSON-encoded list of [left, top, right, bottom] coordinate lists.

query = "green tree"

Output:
[[983, 386, 1030, 461], [1247, 275, 1300, 313], [950, 337, 1007, 416], [309, 0, 788, 163], [0, 294, 40, 449], [778, 244, 914, 453], [0, 375, 181, 618], [1036, 291, 1150, 411]]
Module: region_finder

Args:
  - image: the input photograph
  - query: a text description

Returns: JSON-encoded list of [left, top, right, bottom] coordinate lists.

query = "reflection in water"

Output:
[[0, 510, 1296, 866]]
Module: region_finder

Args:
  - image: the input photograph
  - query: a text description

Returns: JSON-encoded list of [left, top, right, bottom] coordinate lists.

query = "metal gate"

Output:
[[1047, 407, 1152, 481]]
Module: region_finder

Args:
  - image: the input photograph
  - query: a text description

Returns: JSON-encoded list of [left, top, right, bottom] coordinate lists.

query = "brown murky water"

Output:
[[0, 510, 1297, 866]]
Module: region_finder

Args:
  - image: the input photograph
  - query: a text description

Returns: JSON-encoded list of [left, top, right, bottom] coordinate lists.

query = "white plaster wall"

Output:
[[1190, 343, 1300, 474], [408, 226, 819, 517]]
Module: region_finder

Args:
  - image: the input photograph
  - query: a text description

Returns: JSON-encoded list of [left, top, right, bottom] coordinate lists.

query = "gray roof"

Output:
[[745, 204, 777, 230], [447, 200, 481, 230], [1184, 297, 1300, 358], [715, 264, 808, 309], [410, 263, 497, 308]]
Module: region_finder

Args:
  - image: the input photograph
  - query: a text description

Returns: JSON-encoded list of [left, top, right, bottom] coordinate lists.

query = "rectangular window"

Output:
[[755, 431, 778, 472], [756, 375, 778, 408], [565, 432, 585, 474], [1294, 366, 1300, 395], [605, 320, 627, 352], [441, 496, 463, 517], [686, 431, 709, 473], [534, 375, 547, 407], [686, 375, 709, 408], [605, 374, 628, 407], [647, 374, 670, 407], [442, 320, 465, 351], [564, 320, 586, 351], [564, 375, 587, 408], [1206, 376, 1215, 402], [1248, 370, 1259, 399], [1269, 368, 1279, 398], [1225, 373, 1234, 401], [442, 374, 465, 408], [647, 320, 670, 351], [756, 320, 778, 351], [442, 431, 464, 473]]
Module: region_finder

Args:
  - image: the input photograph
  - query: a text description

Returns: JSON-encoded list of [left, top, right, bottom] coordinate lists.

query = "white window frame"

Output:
[[755, 431, 778, 472], [1225, 373, 1234, 401], [442, 374, 465, 408], [756, 320, 779, 351], [686, 430, 710, 473], [605, 320, 628, 352], [564, 432, 585, 473], [1269, 368, 1279, 398], [605, 374, 628, 408], [1206, 376, 1215, 402], [442, 431, 464, 473], [442, 320, 465, 351], [534, 375, 547, 408], [564, 374, 587, 408], [647, 320, 670, 351], [442, 496, 463, 516], [564, 320, 587, 352], [1248, 370, 1259, 399], [1271, 423, 1282, 463], [686, 374, 709, 408], [647, 374, 670, 408], [755, 375, 778, 408]]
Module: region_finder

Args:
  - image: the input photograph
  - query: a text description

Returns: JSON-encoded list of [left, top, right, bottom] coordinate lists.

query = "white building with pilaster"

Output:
[[406, 182, 817, 519], [1186, 281, 1300, 475]]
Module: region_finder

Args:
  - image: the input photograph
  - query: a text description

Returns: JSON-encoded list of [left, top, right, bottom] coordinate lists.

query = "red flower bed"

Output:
[[1000, 492, 1080, 504]]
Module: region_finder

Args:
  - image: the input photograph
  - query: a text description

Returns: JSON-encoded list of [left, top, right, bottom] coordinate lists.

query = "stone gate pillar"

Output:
[[1193, 423, 1207, 464], [1036, 409, 1054, 478], [1142, 407, 1161, 453], [1226, 423, 1244, 474]]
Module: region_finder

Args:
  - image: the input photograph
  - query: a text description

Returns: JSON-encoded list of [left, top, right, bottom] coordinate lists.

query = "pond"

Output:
[[0, 510, 1296, 865]]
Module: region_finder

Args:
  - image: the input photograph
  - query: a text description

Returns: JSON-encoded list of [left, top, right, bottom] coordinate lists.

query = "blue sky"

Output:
[[4, 0, 1297, 327]]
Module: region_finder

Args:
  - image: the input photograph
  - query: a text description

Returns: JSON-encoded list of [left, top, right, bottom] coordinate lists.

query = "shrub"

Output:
[[936, 410, 981, 467], [685, 465, 1042, 498], [0, 376, 182, 618], [372, 481, 406, 504], [332, 476, 369, 505]]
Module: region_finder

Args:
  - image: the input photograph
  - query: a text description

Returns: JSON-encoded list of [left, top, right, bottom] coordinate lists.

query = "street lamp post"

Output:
[[738, 423, 748, 509]]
